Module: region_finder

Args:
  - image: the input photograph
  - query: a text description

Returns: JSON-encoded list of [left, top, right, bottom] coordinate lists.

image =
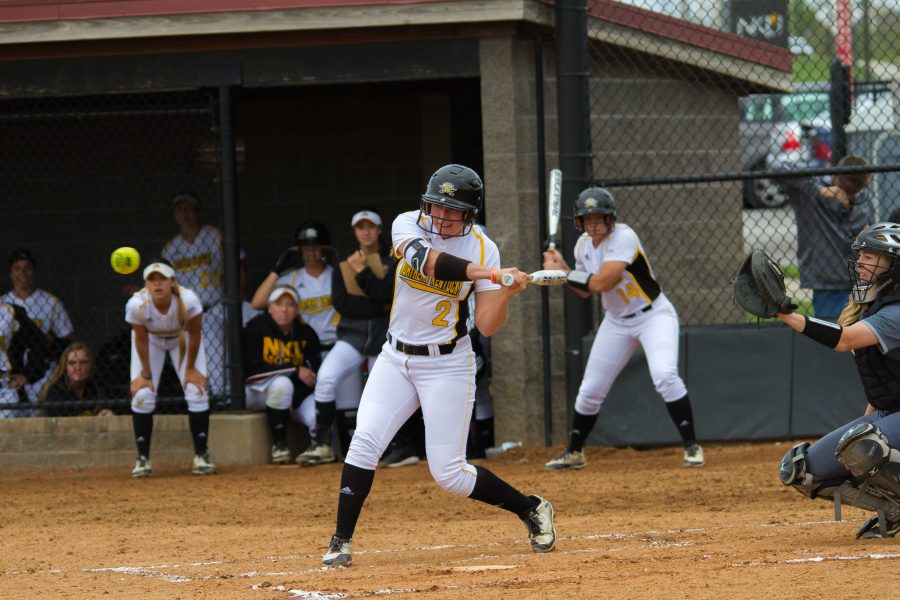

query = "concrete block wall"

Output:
[[0, 412, 312, 471]]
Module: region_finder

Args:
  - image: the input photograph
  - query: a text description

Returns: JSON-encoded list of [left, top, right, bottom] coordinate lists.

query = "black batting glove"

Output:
[[273, 247, 300, 274]]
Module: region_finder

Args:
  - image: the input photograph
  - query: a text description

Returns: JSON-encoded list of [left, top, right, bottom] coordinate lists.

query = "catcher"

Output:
[[735, 223, 900, 538]]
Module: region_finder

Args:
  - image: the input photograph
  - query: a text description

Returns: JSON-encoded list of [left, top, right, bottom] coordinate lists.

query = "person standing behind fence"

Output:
[[162, 192, 228, 396], [243, 285, 322, 464], [296, 209, 395, 467], [252, 220, 363, 462], [775, 155, 873, 320], [1, 249, 75, 404], [542, 186, 704, 471], [126, 260, 216, 478]]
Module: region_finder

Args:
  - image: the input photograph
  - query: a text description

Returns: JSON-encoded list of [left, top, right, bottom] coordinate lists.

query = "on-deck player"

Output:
[[162, 192, 228, 396], [251, 221, 362, 462], [542, 186, 704, 470], [321, 164, 556, 567], [127, 260, 216, 478]]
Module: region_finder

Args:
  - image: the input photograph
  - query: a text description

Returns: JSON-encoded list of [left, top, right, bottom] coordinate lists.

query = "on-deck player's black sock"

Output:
[[335, 463, 375, 540], [188, 410, 210, 455], [314, 400, 337, 446], [469, 465, 539, 518], [567, 410, 600, 452], [266, 406, 289, 446], [132, 412, 154, 457], [664, 394, 697, 446]]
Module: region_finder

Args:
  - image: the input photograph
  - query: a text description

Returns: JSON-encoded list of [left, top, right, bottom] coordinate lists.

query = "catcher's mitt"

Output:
[[733, 249, 797, 318]]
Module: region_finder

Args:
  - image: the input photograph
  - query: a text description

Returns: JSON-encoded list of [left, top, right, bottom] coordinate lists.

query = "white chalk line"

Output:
[[8, 516, 875, 597]]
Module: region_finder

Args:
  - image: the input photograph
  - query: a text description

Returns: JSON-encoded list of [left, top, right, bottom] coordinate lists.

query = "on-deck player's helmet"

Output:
[[849, 222, 900, 302], [419, 164, 483, 236], [294, 220, 330, 247], [574, 186, 616, 233]]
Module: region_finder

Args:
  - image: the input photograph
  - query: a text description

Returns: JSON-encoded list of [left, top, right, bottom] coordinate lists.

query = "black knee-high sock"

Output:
[[188, 410, 210, 455], [469, 465, 539, 518], [132, 412, 153, 457], [266, 406, 289, 446], [568, 410, 599, 452], [315, 400, 336, 446], [664, 395, 697, 446], [335, 463, 375, 539]]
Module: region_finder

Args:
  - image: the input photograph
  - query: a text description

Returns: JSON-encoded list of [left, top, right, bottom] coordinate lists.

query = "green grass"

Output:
[[781, 263, 800, 279]]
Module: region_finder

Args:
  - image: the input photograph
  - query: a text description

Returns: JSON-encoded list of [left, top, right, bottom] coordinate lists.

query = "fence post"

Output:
[[555, 0, 593, 418]]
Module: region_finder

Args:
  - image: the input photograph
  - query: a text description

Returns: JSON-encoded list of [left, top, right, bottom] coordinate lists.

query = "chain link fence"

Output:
[[0, 91, 225, 418], [586, 0, 900, 325]]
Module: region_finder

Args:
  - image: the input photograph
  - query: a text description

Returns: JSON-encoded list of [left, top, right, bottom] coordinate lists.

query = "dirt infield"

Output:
[[1, 441, 896, 599]]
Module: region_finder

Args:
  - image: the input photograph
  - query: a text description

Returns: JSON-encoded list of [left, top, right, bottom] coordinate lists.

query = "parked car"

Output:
[[739, 83, 896, 208], [739, 90, 830, 207]]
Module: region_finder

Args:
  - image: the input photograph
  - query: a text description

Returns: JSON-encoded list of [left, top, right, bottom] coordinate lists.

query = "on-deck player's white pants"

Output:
[[345, 335, 478, 497], [575, 294, 687, 416], [314, 340, 373, 408], [283, 345, 363, 437], [130, 330, 209, 414]]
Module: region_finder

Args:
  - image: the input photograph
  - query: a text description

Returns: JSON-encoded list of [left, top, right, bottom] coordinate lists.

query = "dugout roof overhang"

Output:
[[0, 0, 791, 96]]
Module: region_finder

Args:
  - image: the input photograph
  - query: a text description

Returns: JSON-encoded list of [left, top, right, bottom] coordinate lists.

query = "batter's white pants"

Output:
[[575, 295, 687, 416], [130, 331, 210, 414], [345, 336, 478, 497]]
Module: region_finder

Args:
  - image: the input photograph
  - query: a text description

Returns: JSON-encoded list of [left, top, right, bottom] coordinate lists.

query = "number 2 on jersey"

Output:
[[431, 300, 452, 327]]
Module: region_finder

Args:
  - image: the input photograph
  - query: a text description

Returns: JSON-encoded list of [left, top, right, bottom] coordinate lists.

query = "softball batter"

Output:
[[126, 260, 216, 478], [322, 164, 556, 567], [543, 186, 703, 470]]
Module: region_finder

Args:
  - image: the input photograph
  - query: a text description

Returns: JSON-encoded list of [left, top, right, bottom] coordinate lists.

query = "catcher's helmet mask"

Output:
[[574, 187, 616, 234], [419, 164, 483, 237], [849, 222, 900, 303]]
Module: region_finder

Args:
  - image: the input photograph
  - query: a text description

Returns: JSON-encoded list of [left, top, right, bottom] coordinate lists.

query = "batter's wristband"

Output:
[[489, 269, 497, 284], [801, 316, 843, 349]]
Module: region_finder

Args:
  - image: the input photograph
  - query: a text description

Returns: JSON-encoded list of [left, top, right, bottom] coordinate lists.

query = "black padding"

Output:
[[433, 252, 471, 281]]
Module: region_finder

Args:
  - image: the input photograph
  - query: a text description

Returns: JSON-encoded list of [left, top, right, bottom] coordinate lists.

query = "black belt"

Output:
[[622, 304, 653, 319], [321, 343, 335, 351], [387, 333, 455, 356]]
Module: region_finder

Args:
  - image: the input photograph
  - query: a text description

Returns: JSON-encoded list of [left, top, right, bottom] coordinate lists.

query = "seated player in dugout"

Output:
[[252, 221, 363, 467], [542, 186, 704, 470], [296, 208, 396, 468], [2, 249, 76, 404], [243, 285, 322, 464], [777, 222, 900, 539], [0, 302, 49, 417]]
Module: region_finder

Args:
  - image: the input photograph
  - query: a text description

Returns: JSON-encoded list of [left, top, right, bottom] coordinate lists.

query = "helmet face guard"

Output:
[[848, 222, 900, 302], [417, 164, 483, 237]]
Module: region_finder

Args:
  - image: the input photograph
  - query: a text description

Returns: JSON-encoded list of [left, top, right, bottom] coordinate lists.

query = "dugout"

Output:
[[0, 0, 814, 465]]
